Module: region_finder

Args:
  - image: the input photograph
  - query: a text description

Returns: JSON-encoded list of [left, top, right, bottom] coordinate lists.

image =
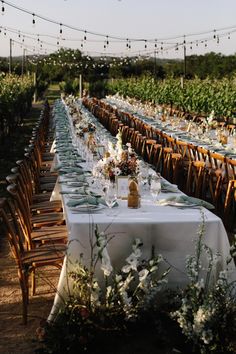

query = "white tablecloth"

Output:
[[48, 100, 235, 322], [48, 181, 233, 321]]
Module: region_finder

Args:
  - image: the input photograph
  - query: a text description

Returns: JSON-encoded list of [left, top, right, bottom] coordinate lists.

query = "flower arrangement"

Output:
[[172, 218, 236, 354], [93, 129, 140, 181], [37, 226, 169, 353], [35, 215, 236, 354]]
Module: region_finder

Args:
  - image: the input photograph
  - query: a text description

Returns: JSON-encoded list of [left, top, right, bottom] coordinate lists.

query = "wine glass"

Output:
[[138, 161, 149, 194], [104, 182, 117, 214], [150, 174, 161, 203]]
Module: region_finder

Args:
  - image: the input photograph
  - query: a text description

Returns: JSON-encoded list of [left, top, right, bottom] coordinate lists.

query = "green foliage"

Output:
[[0, 73, 34, 139], [108, 75, 236, 117], [89, 80, 109, 98]]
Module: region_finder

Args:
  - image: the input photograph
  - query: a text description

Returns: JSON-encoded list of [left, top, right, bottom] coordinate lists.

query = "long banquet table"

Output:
[[48, 99, 235, 322], [105, 96, 236, 160]]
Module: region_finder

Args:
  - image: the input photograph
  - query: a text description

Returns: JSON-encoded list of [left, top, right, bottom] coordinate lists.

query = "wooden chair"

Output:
[[208, 152, 228, 212], [226, 124, 235, 134], [0, 198, 66, 324], [187, 143, 197, 162], [15, 159, 52, 203], [24, 148, 56, 193], [196, 146, 211, 167], [169, 153, 183, 187], [175, 139, 191, 184], [161, 147, 173, 181], [120, 125, 130, 145], [7, 183, 65, 236], [130, 130, 145, 156], [151, 144, 163, 172], [223, 158, 236, 230], [185, 161, 207, 199], [141, 138, 157, 163], [7, 172, 62, 214], [223, 180, 236, 231]]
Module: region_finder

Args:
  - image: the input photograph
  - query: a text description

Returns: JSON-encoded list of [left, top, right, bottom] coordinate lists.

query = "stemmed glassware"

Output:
[[150, 173, 161, 203], [138, 161, 149, 195], [104, 181, 117, 214]]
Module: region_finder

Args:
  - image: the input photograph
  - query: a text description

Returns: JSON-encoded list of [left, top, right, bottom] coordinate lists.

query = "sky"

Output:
[[1, 0, 236, 59]]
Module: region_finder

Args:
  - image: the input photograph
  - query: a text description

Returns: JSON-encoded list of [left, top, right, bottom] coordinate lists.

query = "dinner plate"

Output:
[[163, 201, 199, 208], [64, 182, 87, 187], [69, 204, 105, 213]]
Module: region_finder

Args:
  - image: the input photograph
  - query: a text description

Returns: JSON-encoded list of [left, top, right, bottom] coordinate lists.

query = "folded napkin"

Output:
[[59, 167, 85, 174], [67, 195, 98, 207], [97, 197, 118, 207], [59, 175, 87, 184], [61, 182, 88, 188], [161, 180, 179, 193], [158, 195, 215, 209], [60, 186, 88, 195], [66, 195, 118, 208]]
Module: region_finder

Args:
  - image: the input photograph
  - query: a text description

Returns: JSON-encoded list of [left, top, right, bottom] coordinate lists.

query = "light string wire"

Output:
[[2, 0, 236, 44], [2, 24, 236, 60]]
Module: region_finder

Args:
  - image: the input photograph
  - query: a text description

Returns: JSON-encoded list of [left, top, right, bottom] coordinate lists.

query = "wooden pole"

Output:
[[9, 38, 13, 74], [33, 71, 37, 103], [79, 74, 82, 98], [21, 48, 26, 76], [183, 45, 187, 79]]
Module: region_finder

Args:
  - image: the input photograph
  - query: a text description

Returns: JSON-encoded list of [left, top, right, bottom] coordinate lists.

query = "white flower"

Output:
[[195, 308, 206, 324], [115, 275, 122, 283], [106, 285, 112, 299], [138, 269, 149, 282], [119, 273, 134, 293], [201, 329, 213, 345], [101, 259, 113, 277], [122, 253, 139, 273], [114, 167, 121, 176], [219, 270, 228, 280], [97, 232, 113, 277]]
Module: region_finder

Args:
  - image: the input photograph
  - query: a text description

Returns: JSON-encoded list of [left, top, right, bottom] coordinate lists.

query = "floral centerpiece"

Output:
[[171, 216, 236, 354], [36, 226, 169, 353], [93, 129, 140, 182]]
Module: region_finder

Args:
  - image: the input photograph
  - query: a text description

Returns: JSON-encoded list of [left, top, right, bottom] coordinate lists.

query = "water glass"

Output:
[[104, 182, 117, 211], [150, 174, 161, 202]]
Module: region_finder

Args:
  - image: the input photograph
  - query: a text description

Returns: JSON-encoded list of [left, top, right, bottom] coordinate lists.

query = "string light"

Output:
[[1, 0, 4, 15], [2, 0, 236, 55], [32, 13, 35, 26]]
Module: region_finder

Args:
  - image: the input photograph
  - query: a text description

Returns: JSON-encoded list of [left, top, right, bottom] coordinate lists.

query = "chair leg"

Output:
[[224, 180, 236, 231], [31, 270, 36, 296], [19, 278, 28, 325]]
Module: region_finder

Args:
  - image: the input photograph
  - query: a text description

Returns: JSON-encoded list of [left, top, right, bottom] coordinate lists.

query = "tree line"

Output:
[[1, 50, 236, 97]]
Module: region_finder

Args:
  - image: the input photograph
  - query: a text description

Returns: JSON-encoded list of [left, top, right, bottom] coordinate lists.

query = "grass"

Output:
[[45, 84, 61, 104]]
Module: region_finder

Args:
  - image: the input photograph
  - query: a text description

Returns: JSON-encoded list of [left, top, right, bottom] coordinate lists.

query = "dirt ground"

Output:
[[0, 234, 61, 354]]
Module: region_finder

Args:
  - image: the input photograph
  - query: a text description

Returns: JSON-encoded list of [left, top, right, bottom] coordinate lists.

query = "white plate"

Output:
[[67, 194, 84, 199], [165, 201, 199, 208], [65, 182, 86, 187], [69, 204, 105, 213]]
